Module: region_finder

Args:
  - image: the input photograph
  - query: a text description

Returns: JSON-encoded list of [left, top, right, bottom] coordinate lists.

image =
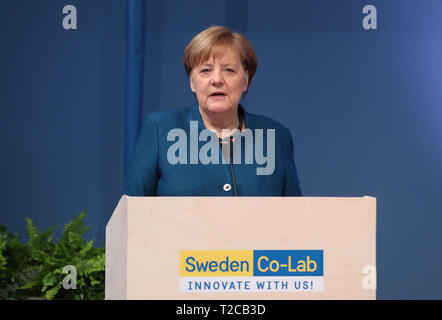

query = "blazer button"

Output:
[[223, 183, 232, 192]]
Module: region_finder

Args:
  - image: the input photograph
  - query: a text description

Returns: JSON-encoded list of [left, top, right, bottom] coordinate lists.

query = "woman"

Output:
[[122, 26, 302, 196]]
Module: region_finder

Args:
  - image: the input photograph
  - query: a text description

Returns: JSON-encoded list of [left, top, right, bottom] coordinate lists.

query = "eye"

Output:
[[225, 68, 235, 73], [200, 68, 211, 74]]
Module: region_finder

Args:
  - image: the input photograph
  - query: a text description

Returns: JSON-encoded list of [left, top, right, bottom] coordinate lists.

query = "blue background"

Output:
[[0, 0, 441, 298]]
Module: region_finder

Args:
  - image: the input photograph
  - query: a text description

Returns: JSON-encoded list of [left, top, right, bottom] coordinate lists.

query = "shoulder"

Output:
[[135, 105, 194, 143], [244, 108, 292, 137], [139, 105, 196, 137], [144, 105, 192, 125]]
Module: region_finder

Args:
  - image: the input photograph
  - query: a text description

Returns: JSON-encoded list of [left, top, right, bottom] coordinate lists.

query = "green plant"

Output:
[[0, 212, 105, 300], [0, 224, 29, 299]]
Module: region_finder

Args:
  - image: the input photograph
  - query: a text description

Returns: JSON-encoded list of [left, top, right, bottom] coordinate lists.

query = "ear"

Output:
[[242, 70, 249, 93], [190, 73, 196, 93]]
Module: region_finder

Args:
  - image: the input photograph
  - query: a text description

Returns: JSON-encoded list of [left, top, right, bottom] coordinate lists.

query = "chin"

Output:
[[205, 101, 236, 114]]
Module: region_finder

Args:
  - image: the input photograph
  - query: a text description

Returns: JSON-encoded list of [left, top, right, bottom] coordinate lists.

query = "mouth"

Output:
[[209, 92, 227, 97]]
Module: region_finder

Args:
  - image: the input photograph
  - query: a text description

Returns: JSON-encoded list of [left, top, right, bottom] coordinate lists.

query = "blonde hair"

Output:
[[183, 26, 258, 92]]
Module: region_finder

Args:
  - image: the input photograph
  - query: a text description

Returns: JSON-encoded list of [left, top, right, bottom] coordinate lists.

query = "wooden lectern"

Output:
[[106, 196, 376, 300]]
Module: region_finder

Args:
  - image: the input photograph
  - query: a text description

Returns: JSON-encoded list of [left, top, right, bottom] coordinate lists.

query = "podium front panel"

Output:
[[106, 196, 376, 300]]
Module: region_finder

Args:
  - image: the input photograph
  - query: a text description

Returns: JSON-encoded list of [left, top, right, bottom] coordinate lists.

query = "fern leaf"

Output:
[[42, 273, 58, 291], [25, 216, 39, 247], [44, 283, 61, 300]]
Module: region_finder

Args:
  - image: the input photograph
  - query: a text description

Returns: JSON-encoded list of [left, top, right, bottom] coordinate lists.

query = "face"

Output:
[[190, 46, 249, 116]]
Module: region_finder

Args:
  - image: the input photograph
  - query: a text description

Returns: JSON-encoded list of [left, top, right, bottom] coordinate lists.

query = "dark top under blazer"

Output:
[[122, 103, 302, 196]]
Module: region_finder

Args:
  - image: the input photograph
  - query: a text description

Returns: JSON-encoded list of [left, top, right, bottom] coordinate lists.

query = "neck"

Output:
[[199, 105, 240, 138]]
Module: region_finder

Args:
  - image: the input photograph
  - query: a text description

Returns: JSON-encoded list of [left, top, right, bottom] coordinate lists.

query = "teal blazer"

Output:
[[122, 103, 302, 196]]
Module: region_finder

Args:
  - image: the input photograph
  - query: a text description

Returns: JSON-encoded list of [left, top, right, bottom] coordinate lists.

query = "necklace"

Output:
[[218, 107, 244, 144]]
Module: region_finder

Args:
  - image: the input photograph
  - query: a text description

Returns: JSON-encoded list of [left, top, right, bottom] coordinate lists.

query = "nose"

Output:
[[210, 69, 224, 87]]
